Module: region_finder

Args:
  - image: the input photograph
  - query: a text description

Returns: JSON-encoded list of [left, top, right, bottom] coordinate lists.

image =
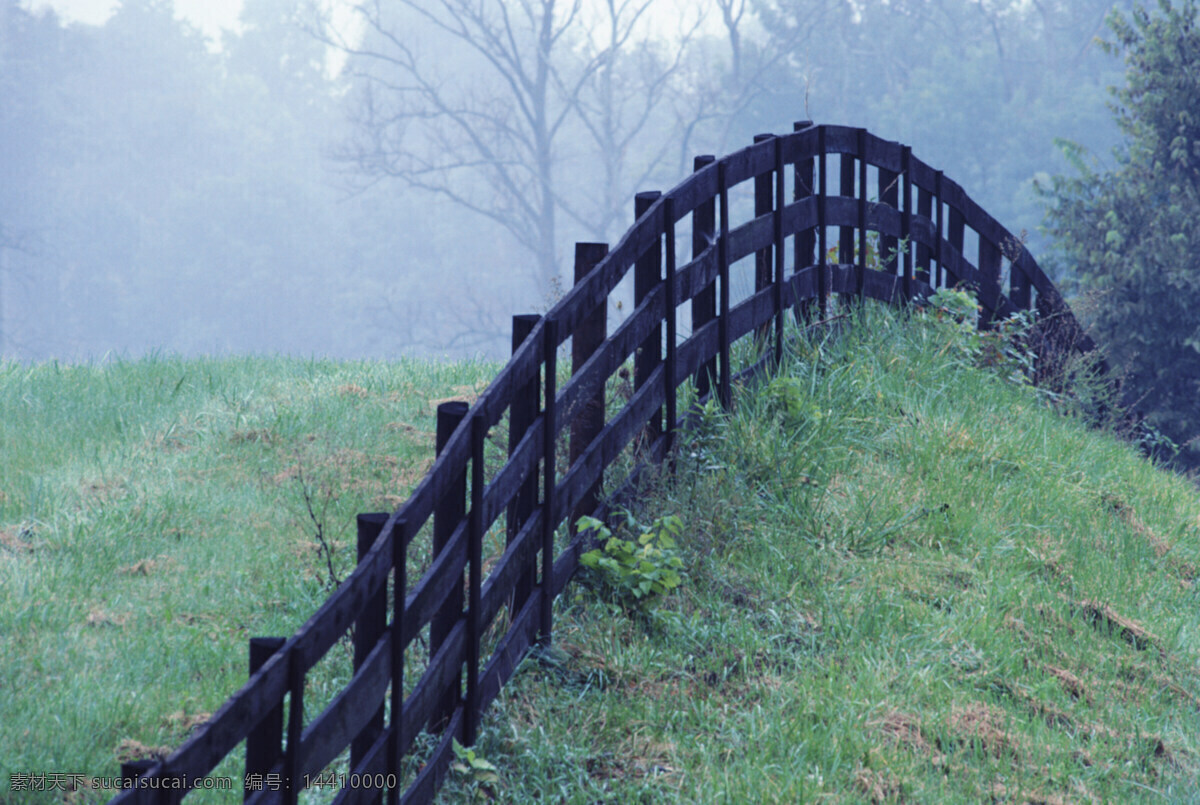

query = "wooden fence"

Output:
[[109, 122, 1096, 803]]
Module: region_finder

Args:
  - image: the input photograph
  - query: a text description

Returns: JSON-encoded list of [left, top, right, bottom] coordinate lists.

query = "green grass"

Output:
[[6, 303, 1200, 803], [0, 354, 497, 801], [439, 303, 1200, 803]]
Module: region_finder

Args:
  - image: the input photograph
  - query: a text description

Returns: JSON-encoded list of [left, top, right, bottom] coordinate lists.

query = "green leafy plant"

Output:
[[578, 512, 685, 615], [452, 738, 500, 793], [924, 287, 1038, 384]]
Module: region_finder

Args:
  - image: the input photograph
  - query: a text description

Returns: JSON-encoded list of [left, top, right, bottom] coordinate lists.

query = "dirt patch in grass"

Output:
[[0, 526, 34, 552], [86, 607, 129, 628], [338, 383, 371, 398], [1102, 493, 1198, 583], [114, 738, 171, 763], [1066, 597, 1157, 651], [118, 556, 174, 577], [1044, 664, 1092, 704], [854, 767, 904, 804], [949, 702, 1019, 759], [230, 428, 274, 445], [871, 709, 935, 756]]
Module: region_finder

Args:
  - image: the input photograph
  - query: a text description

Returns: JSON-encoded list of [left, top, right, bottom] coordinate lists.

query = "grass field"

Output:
[[438, 303, 1200, 803], [0, 354, 497, 801], [4, 302, 1200, 803]]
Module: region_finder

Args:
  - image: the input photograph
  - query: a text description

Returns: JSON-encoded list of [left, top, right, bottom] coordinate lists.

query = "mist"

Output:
[[1, 0, 1128, 363]]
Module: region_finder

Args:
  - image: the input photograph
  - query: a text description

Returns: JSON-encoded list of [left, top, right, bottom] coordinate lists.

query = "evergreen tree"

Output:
[[1041, 0, 1200, 467]]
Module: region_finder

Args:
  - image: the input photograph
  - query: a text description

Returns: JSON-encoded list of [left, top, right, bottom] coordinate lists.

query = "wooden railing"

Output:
[[109, 122, 1095, 803]]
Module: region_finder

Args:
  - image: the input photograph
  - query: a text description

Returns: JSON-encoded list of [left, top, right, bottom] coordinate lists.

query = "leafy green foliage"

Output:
[[578, 513, 685, 616], [1039, 0, 1200, 467], [452, 738, 500, 797], [923, 288, 1038, 385]]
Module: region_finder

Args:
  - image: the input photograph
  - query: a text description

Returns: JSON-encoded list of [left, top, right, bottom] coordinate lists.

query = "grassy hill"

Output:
[[3, 302, 1200, 803], [0, 355, 498, 799], [441, 303, 1200, 803]]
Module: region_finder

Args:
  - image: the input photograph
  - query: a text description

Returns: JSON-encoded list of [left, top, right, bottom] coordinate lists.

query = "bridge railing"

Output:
[[110, 122, 1095, 804]]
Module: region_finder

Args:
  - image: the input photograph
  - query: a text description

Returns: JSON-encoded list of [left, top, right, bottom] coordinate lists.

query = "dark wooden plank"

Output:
[[781, 123, 820, 166], [289, 528, 392, 675], [861, 130, 904, 173], [397, 621, 465, 757], [332, 729, 390, 805], [719, 137, 776, 189], [839, 149, 856, 265], [820, 124, 859, 155], [401, 521, 466, 650], [550, 364, 667, 531], [823, 196, 859, 230], [479, 505, 542, 632], [666, 158, 718, 220], [674, 316, 720, 387], [782, 197, 818, 246], [677, 243, 717, 306], [725, 213, 774, 267], [506, 314, 541, 616], [126, 642, 290, 794], [916, 186, 933, 285], [689, 154, 717, 399], [978, 236, 1002, 329], [481, 414, 543, 541], [571, 245, 609, 535], [477, 590, 541, 712], [1009, 249, 1034, 310], [299, 632, 392, 778], [860, 269, 904, 306], [400, 707, 463, 805], [553, 283, 665, 441]]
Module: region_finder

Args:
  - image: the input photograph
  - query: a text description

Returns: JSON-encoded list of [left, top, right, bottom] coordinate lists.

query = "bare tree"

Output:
[[317, 0, 608, 292], [315, 0, 777, 299]]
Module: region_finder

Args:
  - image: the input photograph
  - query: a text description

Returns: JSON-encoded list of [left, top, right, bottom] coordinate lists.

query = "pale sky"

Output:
[[22, 0, 246, 41], [20, 0, 723, 49]]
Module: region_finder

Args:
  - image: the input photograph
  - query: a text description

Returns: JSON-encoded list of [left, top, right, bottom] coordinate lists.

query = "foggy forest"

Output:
[[2, 0, 1127, 362]]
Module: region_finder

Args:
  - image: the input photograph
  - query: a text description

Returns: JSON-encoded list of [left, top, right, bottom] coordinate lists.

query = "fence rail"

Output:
[[110, 122, 1095, 804]]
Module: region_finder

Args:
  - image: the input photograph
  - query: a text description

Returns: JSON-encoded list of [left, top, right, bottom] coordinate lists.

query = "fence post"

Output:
[[245, 637, 285, 795], [540, 316, 558, 644], [901, 145, 913, 302], [285, 645, 304, 805], [948, 202, 965, 287], [916, 178, 933, 287], [1010, 253, 1033, 310], [387, 517, 407, 805], [817, 126, 828, 319], [352, 512, 388, 791], [979, 236, 1002, 330], [840, 141, 856, 266], [717, 160, 731, 410], [570, 243, 609, 527], [935, 171, 946, 289], [879, 156, 900, 277], [120, 759, 154, 797], [507, 314, 540, 617], [773, 136, 785, 367], [754, 133, 775, 345], [793, 121, 816, 324], [691, 155, 717, 398], [856, 128, 868, 297], [634, 192, 662, 443], [465, 412, 485, 746], [431, 400, 468, 732], [663, 196, 677, 456]]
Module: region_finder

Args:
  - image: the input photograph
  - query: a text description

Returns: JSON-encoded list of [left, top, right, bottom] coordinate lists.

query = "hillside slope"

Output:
[[0, 355, 497, 797], [444, 303, 1200, 803]]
